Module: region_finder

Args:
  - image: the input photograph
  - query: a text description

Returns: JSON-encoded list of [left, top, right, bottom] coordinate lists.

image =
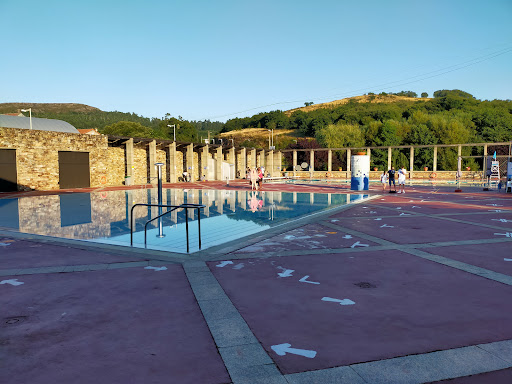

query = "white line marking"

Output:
[[144, 266, 167, 271], [322, 297, 355, 305], [277, 269, 294, 278], [504, 258, 512, 262], [494, 232, 512, 237], [216, 261, 234, 267], [271, 343, 317, 358], [299, 275, 320, 284], [351, 241, 369, 248], [0, 279, 24, 286]]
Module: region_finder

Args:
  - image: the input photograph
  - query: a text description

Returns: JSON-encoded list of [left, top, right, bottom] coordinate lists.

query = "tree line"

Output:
[[29, 109, 224, 143], [222, 90, 512, 171]]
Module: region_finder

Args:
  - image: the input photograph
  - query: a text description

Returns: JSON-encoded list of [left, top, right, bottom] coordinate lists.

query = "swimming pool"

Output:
[[0, 188, 369, 253]]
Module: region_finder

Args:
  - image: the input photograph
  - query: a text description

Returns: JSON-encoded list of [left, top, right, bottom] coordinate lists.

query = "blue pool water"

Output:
[[0, 188, 369, 253]]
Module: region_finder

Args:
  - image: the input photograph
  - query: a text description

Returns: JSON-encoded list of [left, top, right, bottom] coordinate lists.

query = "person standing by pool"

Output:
[[380, 171, 388, 191], [387, 166, 396, 192], [397, 167, 407, 193], [257, 167, 264, 189], [250, 168, 258, 190]]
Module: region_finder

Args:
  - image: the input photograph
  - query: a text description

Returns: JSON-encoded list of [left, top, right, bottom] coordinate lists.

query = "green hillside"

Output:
[[0, 102, 223, 142]]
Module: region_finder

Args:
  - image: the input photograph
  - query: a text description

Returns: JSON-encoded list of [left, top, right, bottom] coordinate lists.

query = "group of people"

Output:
[[246, 166, 265, 191], [380, 166, 407, 193]]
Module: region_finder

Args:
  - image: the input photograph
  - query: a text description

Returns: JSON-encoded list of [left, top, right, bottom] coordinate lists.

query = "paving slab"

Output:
[[350, 345, 511, 384], [431, 367, 512, 383], [232, 223, 379, 253], [442, 212, 512, 230], [333, 215, 498, 244], [208, 250, 512, 374], [0, 266, 230, 384], [329, 204, 419, 218], [423, 243, 512, 277], [0, 237, 147, 270], [370, 199, 512, 215]]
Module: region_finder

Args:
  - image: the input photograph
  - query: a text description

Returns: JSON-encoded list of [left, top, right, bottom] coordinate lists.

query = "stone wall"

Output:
[[0, 128, 109, 191], [1, 127, 282, 191], [107, 147, 126, 186]]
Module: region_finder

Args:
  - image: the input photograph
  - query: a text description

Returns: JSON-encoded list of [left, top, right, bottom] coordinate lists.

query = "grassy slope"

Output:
[[0, 102, 100, 114], [285, 94, 430, 116]]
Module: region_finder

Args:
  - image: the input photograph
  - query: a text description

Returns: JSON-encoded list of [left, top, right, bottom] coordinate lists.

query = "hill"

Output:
[[285, 94, 430, 116], [0, 102, 100, 114]]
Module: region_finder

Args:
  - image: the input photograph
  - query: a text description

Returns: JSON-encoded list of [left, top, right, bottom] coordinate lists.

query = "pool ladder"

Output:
[[130, 203, 205, 253]]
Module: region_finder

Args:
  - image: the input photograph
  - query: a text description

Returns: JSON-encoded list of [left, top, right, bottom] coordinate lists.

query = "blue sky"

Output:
[[1, 0, 511, 122]]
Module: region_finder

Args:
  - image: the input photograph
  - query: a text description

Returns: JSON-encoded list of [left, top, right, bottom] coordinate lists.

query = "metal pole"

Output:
[[155, 163, 165, 238], [197, 207, 201, 249], [185, 210, 189, 253]]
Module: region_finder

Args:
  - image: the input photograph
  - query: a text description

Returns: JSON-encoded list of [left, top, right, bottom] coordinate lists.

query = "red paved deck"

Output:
[[209, 250, 512, 374], [0, 238, 147, 269], [330, 215, 498, 244], [232, 223, 380, 253], [423, 243, 512, 277], [2, 266, 229, 384]]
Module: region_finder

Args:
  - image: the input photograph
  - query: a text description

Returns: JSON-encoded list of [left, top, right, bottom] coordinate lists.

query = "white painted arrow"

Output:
[[233, 263, 245, 270], [487, 204, 503, 207], [494, 232, 512, 237], [278, 269, 294, 278], [322, 297, 355, 305], [331, 219, 339, 222], [492, 219, 512, 223], [0, 242, 11, 247], [369, 211, 377, 214], [351, 241, 369, 248], [504, 258, 512, 262], [144, 266, 167, 271], [216, 261, 234, 267], [271, 343, 317, 358], [342, 234, 353, 239], [399, 213, 411, 216], [299, 275, 320, 285], [411, 206, 421, 208], [0, 279, 24, 286], [380, 224, 394, 228], [374, 218, 382, 221], [489, 210, 504, 213]]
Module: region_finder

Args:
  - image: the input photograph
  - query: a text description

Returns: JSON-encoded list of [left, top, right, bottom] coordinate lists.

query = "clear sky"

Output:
[[1, 0, 511, 122]]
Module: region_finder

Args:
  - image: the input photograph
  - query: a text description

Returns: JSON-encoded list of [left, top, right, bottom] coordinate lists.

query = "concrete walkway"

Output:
[[1, 184, 512, 383]]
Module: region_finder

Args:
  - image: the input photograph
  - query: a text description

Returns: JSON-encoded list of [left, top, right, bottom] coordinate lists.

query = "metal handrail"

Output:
[[130, 203, 205, 253]]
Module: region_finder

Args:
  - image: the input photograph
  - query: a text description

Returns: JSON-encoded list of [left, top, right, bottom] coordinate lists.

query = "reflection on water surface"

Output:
[[0, 188, 368, 253]]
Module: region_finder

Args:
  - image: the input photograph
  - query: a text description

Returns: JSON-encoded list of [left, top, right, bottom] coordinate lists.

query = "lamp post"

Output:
[[21, 108, 32, 130], [267, 129, 274, 149], [167, 124, 176, 141]]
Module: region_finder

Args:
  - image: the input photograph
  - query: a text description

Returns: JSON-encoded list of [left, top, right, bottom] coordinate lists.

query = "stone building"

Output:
[[0, 117, 283, 192]]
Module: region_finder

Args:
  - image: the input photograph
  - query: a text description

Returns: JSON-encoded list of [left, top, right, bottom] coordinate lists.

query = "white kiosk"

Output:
[[350, 154, 370, 191]]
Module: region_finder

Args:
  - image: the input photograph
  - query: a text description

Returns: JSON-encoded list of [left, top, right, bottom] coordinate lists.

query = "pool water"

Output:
[[0, 188, 369, 253]]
